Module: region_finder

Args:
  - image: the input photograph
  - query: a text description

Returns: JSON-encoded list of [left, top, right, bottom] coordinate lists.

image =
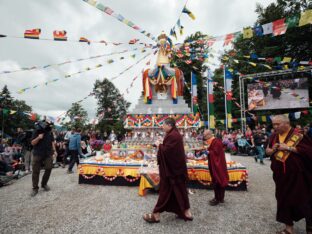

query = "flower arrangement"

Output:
[[90, 140, 104, 151], [222, 139, 237, 154]]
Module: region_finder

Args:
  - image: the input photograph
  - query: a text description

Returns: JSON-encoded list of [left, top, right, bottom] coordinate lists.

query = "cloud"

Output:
[[0, 0, 276, 119]]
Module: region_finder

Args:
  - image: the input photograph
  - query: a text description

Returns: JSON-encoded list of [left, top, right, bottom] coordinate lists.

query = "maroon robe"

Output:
[[208, 138, 229, 187], [153, 127, 190, 217], [269, 128, 312, 225]]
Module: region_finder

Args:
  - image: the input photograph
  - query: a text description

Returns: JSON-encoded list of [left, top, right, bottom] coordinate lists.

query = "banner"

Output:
[[224, 68, 233, 129], [207, 69, 215, 129], [191, 72, 198, 114]]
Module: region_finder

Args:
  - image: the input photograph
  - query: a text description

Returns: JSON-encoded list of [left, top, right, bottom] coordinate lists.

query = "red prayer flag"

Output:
[[24, 28, 41, 39], [273, 18, 288, 36], [223, 33, 234, 46]]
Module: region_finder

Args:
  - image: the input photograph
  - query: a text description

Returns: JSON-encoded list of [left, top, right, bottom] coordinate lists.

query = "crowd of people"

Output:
[[1, 119, 311, 188], [0, 116, 311, 233]]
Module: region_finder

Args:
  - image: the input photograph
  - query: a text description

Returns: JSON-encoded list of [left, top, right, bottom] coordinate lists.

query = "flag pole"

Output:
[[206, 69, 210, 129], [191, 72, 193, 114], [223, 66, 228, 132]]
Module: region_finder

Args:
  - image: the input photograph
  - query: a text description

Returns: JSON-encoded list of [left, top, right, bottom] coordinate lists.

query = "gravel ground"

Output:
[[0, 156, 306, 234]]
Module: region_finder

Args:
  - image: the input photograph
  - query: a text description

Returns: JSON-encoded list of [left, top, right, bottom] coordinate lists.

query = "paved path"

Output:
[[255, 88, 309, 110], [0, 156, 306, 234]]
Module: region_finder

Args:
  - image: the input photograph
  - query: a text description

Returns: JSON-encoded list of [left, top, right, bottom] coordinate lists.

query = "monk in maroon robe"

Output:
[[143, 118, 192, 223], [203, 129, 229, 206], [266, 115, 312, 234]]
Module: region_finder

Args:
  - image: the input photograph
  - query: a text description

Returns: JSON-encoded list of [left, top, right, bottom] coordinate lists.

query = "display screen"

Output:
[[247, 78, 310, 110]]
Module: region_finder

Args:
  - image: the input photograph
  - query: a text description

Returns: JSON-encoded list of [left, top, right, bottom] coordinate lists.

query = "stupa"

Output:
[[124, 32, 201, 130]]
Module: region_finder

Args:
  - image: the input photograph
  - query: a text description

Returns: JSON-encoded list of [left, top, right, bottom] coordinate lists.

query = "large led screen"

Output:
[[247, 78, 310, 110]]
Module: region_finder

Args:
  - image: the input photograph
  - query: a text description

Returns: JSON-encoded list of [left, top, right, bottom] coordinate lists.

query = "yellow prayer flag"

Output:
[[233, 59, 239, 64], [10, 110, 17, 115], [209, 116, 215, 129], [282, 57, 292, 63], [243, 27, 253, 39], [86, 0, 97, 6], [261, 116, 266, 122], [249, 62, 257, 67], [123, 19, 129, 25], [299, 9, 312, 26], [263, 64, 272, 69], [243, 55, 250, 59], [227, 114, 232, 128]]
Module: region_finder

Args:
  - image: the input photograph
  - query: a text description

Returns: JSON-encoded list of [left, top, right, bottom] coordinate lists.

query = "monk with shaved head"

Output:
[[266, 115, 312, 234], [203, 129, 228, 206]]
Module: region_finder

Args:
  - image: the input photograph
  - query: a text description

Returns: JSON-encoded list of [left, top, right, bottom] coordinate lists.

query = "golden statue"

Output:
[[142, 31, 184, 103], [156, 31, 171, 66]]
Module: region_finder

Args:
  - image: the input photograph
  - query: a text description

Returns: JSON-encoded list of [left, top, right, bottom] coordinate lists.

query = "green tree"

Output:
[[0, 85, 33, 137], [222, 0, 312, 127], [171, 31, 209, 120], [93, 78, 130, 135], [64, 102, 88, 130]]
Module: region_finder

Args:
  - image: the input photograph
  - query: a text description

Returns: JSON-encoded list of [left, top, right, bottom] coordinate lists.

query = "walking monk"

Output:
[[266, 115, 312, 234], [203, 129, 229, 206], [143, 118, 192, 223]]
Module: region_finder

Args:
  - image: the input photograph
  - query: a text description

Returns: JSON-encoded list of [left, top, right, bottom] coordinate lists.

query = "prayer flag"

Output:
[[286, 15, 300, 28], [179, 25, 184, 35], [103, 7, 114, 15], [223, 33, 234, 46], [182, 7, 196, 20], [79, 37, 90, 44], [282, 57, 292, 63], [254, 25, 263, 36], [24, 28, 41, 39], [53, 30, 67, 41], [191, 72, 198, 114], [84, 0, 96, 6], [299, 9, 312, 26], [272, 18, 288, 36], [207, 38, 216, 47], [243, 27, 253, 39], [129, 38, 139, 44], [207, 70, 215, 129], [262, 22, 273, 35]]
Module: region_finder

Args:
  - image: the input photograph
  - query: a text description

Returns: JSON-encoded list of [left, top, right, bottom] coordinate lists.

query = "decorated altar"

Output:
[[78, 150, 248, 194]]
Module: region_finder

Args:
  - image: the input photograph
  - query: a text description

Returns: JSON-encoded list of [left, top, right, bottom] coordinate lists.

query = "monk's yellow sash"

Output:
[[275, 132, 303, 162]]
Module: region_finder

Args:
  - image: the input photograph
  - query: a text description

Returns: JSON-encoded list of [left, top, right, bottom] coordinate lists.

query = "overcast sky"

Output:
[[0, 0, 276, 121]]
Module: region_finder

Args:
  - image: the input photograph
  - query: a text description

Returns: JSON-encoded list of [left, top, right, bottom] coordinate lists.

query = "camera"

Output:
[[35, 120, 54, 134]]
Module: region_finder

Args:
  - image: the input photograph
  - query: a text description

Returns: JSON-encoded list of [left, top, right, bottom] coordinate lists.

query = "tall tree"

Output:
[[93, 78, 130, 135], [171, 31, 209, 120], [222, 0, 312, 127], [64, 102, 88, 130], [0, 85, 33, 137]]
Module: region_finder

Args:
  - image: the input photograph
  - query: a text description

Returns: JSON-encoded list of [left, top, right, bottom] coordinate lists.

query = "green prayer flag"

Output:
[[286, 15, 299, 28], [2, 109, 9, 115]]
